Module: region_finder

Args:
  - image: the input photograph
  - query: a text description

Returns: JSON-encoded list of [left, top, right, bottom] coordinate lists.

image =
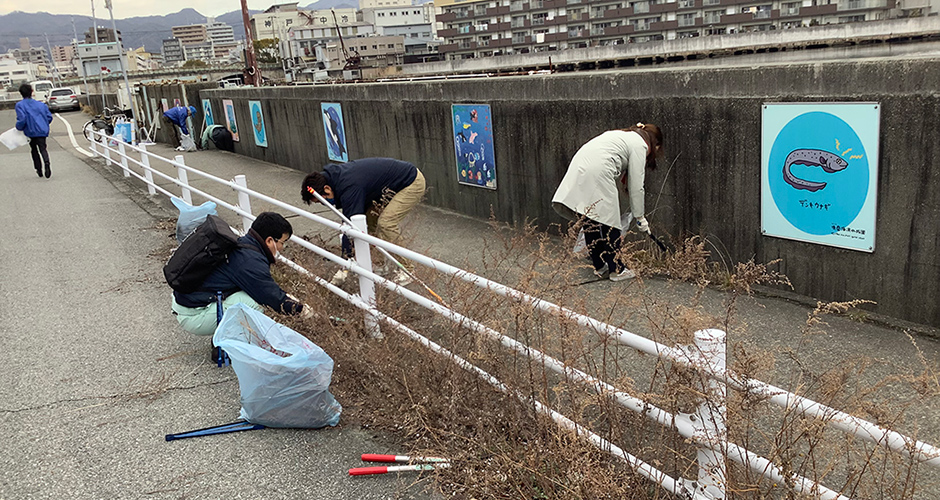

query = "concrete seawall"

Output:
[[138, 56, 940, 327]]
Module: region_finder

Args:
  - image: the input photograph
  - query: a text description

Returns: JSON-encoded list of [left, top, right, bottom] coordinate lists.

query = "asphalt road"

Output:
[[0, 109, 440, 500]]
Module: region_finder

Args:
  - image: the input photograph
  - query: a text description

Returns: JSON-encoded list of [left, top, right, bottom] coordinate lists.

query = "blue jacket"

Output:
[[163, 106, 191, 135], [322, 158, 418, 218], [173, 230, 303, 314], [15, 98, 53, 138]]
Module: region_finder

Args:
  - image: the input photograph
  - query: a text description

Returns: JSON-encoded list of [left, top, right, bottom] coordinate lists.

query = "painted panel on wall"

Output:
[[249, 100, 268, 148], [452, 104, 496, 190], [761, 102, 880, 252], [223, 99, 239, 142], [202, 99, 214, 126], [321, 103, 348, 162]]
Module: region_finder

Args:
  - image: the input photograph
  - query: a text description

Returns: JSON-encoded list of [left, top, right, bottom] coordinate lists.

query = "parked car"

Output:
[[47, 88, 80, 111]]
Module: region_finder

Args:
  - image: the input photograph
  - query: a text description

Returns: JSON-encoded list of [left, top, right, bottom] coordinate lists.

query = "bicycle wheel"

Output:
[[82, 119, 96, 142]]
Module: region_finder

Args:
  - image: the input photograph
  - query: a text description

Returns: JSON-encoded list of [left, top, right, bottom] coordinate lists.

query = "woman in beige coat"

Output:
[[552, 123, 663, 281]]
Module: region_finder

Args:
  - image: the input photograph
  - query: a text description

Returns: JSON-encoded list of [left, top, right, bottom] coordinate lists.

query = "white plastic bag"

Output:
[[179, 133, 196, 152], [171, 197, 218, 244], [0, 127, 28, 150], [213, 304, 342, 428]]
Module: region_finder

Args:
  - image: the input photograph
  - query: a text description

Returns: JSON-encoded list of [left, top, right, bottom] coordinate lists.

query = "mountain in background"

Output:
[[0, 0, 362, 55]]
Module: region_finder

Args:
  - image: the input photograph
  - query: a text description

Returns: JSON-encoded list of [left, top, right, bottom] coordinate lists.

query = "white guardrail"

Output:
[[88, 130, 940, 500]]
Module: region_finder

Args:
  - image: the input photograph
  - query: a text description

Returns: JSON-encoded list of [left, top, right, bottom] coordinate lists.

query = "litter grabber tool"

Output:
[[306, 187, 449, 307], [165, 420, 265, 441], [360, 454, 450, 463], [648, 232, 669, 252], [214, 291, 230, 367], [349, 454, 451, 476]]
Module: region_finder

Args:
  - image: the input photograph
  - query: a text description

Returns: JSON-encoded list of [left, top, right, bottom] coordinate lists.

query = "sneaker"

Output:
[[330, 269, 349, 285], [211, 345, 230, 367], [44, 165, 51, 178], [610, 269, 636, 282], [593, 263, 609, 279], [392, 269, 413, 286]]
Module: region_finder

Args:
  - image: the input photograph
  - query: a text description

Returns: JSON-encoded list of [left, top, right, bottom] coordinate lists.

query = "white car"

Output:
[[47, 87, 80, 111]]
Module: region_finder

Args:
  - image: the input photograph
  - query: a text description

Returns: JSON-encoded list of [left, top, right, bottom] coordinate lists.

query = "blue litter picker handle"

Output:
[[165, 420, 265, 441], [215, 291, 230, 367]]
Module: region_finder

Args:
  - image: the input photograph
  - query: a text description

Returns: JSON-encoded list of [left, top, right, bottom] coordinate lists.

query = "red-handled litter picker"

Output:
[[349, 454, 450, 476]]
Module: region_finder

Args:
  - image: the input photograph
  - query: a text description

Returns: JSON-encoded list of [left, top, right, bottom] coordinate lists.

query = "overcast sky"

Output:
[[0, 1, 258, 19]]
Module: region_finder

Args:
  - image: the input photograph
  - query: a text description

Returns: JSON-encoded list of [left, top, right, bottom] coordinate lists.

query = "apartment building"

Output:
[[288, 10, 373, 60], [84, 27, 121, 44], [314, 33, 406, 70], [434, 0, 905, 59], [172, 24, 209, 46], [162, 38, 186, 66]]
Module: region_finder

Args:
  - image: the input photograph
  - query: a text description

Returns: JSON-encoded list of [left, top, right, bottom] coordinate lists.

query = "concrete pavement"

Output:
[[0, 109, 440, 500], [3, 108, 940, 498]]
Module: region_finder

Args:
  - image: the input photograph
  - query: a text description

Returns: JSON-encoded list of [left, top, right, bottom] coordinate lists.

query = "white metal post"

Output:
[[103, 136, 112, 167], [175, 155, 192, 205], [233, 175, 252, 233], [694, 328, 727, 500], [90, 131, 97, 155], [351, 214, 381, 339], [117, 141, 130, 177], [140, 144, 156, 195]]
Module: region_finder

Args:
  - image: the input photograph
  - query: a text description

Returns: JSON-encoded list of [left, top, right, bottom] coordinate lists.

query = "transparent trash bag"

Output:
[[172, 197, 217, 244], [213, 304, 342, 428], [0, 128, 28, 150]]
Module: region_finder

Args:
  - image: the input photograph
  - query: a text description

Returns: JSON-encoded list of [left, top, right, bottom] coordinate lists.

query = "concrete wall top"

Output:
[[204, 57, 937, 101]]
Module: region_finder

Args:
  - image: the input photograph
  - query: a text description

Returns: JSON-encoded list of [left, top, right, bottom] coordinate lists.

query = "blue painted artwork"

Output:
[[202, 99, 214, 126], [452, 104, 496, 190], [249, 100, 267, 148], [321, 103, 348, 162], [761, 103, 880, 252]]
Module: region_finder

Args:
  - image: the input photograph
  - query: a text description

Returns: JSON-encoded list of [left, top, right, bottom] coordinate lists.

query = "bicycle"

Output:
[[82, 106, 127, 143]]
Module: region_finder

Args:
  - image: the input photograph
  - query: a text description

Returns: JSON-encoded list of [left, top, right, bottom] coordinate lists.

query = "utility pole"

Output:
[[90, 0, 105, 110], [42, 33, 60, 86], [104, 0, 134, 114], [240, 0, 261, 86], [72, 17, 91, 97]]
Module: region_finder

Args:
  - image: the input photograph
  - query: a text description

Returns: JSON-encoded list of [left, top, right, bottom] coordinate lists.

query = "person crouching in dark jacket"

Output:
[[171, 212, 313, 336]]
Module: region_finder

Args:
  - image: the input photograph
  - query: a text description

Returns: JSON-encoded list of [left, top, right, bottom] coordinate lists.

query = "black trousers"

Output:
[[29, 137, 49, 172], [584, 220, 622, 274]]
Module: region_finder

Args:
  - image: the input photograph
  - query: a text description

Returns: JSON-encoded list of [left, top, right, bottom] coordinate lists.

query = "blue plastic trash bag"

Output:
[[172, 197, 217, 244], [213, 303, 342, 428]]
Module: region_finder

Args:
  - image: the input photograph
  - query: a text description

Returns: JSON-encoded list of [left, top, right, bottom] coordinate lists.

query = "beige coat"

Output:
[[552, 130, 648, 230]]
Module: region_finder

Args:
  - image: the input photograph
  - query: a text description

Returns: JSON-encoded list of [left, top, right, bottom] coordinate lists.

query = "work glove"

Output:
[[299, 304, 316, 320], [636, 216, 650, 234]]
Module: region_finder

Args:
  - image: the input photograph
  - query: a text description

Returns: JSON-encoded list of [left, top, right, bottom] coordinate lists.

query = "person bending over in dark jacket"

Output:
[[171, 212, 313, 336], [301, 157, 426, 286], [15, 83, 53, 178]]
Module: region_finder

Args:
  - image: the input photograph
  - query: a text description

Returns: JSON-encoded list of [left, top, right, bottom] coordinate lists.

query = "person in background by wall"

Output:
[[163, 105, 196, 151], [301, 158, 427, 287], [15, 83, 53, 178], [552, 123, 664, 281], [201, 123, 235, 152]]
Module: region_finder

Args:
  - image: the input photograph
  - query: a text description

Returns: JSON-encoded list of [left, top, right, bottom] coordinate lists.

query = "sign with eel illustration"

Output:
[[761, 103, 880, 252]]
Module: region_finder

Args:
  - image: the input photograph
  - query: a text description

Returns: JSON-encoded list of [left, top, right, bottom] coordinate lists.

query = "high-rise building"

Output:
[[362, 2, 440, 62]]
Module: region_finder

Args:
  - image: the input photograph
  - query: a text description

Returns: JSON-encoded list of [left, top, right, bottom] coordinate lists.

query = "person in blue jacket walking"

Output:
[[162, 105, 196, 150], [15, 83, 53, 178]]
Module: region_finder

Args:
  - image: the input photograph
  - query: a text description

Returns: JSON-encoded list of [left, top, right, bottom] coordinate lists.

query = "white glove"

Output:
[[636, 216, 650, 234], [299, 304, 315, 320]]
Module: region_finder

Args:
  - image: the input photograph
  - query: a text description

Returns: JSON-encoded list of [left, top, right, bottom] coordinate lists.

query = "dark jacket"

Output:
[[15, 98, 53, 138], [322, 158, 418, 218], [173, 229, 302, 314]]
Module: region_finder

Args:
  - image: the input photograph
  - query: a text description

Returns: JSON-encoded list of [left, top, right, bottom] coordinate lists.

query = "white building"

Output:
[[0, 54, 45, 88], [362, 3, 439, 60], [359, 0, 412, 8], [75, 41, 124, 77]]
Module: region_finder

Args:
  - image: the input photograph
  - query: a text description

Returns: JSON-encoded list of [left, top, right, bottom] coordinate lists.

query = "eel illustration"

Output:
[[783, 149, 848, 192]]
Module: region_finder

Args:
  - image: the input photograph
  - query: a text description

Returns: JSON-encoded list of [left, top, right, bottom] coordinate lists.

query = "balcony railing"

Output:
[[532, 17, 547, 24], [634, 2, 650, 13], [511, 19, 528, 27], [754, 10, 772, 18], [703, 14, 721, 22], [678, 16, 697, 25]]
